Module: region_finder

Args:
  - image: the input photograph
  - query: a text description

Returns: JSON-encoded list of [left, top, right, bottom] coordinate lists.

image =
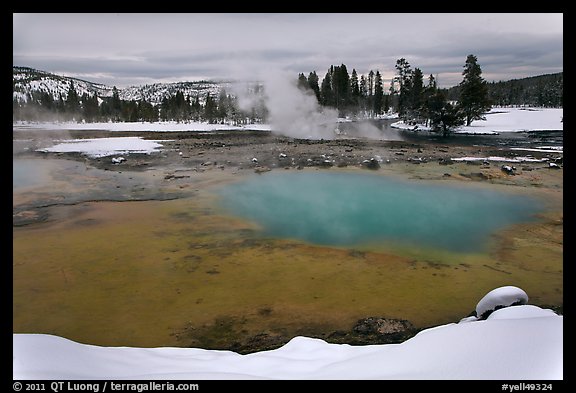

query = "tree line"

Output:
[[444, 72, 563, 108], [13, 82, 268, 125]]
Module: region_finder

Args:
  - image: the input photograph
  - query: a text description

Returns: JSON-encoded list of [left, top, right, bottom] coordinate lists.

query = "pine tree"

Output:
[[307, 71, 321, 103], [350, 69, 360, 109], [174, 90, 188, 121], [383, 94, 390, 113], [320, 67, 334, 107], [121, 100, 139, 122], [204, 93, 217, 123], [81, 93, 99, 122], [191, 95, 202, 121], [410, 68, 424, 121], [138, 99, 158, 122], [395, 58, 412, 118], [111, 86, 122, 121], [367, 70, 374, 97], [366, 70, 375, 116], [217, 89, 229, 123], [55, 93, 66, 118], [359, 75, 368, 114], [65, 81, 80, 120], [421, 74, 438, 126], [297, 73, 309, 90], [458, 54, 491, 126], [332, 64, 350, 116], [373, 71, 384, 115]]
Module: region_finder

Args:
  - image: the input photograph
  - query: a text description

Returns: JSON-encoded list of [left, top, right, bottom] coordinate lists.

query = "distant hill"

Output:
[[442, 72, 563, 107], [13, 66, 232, 106]]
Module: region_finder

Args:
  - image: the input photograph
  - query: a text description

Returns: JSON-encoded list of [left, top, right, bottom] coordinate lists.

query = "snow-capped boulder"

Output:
[[501, 165, 516, 175], [111, 156, 126, 164], [476, 286, 529, 320]]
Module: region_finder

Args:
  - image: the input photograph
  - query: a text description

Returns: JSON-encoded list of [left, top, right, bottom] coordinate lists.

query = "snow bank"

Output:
[[36, 137, 167, 158], [13, 289, 562, 380]]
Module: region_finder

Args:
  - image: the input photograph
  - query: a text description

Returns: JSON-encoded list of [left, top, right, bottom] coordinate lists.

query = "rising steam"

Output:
[[231, 69, 402, 141]]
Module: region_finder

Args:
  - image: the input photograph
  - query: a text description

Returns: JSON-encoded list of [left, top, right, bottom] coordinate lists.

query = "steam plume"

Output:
[[231, 68, 401, 141]]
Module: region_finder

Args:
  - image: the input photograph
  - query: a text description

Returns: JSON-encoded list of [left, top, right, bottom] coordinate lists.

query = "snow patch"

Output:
[[37, 137, 167, 158]]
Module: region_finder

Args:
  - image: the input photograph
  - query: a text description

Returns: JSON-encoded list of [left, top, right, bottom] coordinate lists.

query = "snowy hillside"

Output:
[[13, 66, 237, 105], [13, 286, 562, 380], [13, 66, 113, 103], [120, 81, 233, 104]]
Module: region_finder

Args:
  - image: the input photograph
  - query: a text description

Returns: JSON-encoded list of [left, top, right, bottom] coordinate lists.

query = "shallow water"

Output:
[[13, 158, 77, 190]]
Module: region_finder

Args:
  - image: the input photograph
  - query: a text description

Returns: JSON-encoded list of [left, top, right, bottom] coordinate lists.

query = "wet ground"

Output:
[[13, 125, 563, 352]]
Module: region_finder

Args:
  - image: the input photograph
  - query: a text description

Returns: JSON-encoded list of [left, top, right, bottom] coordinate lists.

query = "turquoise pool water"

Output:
[[216, 171, 542, 252]]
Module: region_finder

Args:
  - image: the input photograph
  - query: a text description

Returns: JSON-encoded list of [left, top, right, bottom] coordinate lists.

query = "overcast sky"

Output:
[[13, 13, 563, 89]]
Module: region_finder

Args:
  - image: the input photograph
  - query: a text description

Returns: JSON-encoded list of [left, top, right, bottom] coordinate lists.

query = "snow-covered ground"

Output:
[[13, 120, 272, 132], [13, 286, 562, 380], [15, 106, 561, 136], [391, 107, 563, 134]]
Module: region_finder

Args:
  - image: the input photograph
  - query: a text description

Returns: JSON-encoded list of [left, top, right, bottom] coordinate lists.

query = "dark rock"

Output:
[[353, 317, 414, 335], [319, 160, 334, 168], [501, 165, 516, 175], [438, 158, 454, 165]]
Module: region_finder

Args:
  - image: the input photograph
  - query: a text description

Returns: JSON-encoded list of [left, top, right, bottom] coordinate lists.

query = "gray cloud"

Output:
[[13, 13, 563, 88]]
